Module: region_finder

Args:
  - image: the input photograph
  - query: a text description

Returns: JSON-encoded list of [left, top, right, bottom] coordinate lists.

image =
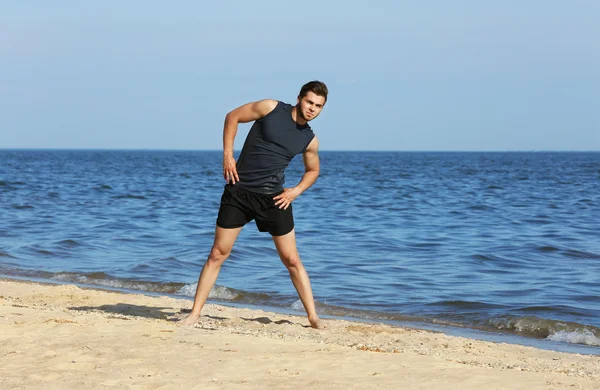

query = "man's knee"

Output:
[[281, 252, 302, 269], [207, 245, 230, 265]]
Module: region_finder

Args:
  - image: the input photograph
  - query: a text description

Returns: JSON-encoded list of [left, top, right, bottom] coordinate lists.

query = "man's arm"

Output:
[[223, 99, 278, 184], [273, 136, 320, 210]]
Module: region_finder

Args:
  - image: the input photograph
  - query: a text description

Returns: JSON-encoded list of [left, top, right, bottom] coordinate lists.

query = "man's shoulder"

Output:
[[254, 99, 282, 119], [258, 100, 291, 121], [277, 101, 293, 111], [256, 99, 279, 114]]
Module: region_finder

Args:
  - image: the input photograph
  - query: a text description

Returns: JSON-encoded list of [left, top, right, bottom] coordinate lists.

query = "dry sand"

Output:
[[0, 279, 598, 389]]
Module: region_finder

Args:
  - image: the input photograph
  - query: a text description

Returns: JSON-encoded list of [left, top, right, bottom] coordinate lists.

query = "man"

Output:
[[180, 81, 328, 329]]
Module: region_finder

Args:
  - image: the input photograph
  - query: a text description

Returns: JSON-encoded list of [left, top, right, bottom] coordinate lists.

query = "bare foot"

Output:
[[178, 313, 200, 326], [309, 317, 325, 329]]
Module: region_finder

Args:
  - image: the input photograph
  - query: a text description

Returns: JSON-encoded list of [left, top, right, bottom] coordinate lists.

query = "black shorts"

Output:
[[216, 184, 294, 236]]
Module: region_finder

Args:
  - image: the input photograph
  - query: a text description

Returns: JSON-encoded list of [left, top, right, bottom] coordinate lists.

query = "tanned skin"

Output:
[[179, 92, 326, 329]]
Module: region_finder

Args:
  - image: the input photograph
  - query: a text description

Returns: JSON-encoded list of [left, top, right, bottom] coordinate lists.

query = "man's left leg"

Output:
[[272, 229, 324, 329]]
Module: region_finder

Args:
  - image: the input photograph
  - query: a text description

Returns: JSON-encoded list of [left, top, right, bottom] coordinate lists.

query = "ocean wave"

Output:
[[468, 205, 494, 211], [489, 316, 600, 347], [10, 272, 241, 301], [522, 218, 552, 225], [128, 257, 190, 274], [469, 254, 504, 262], [92, 222, 141, 231], [537, 245, 560, 252], [33, 249, 56, 256], [430, 300, 506, 311], [12, 204, 34, 210], [0, 180, 25, 186], [547, 329, 600, 347], [111, 194, 147, 200], [177, 283, 240, 300], [563, 249, 600, 259], [52, 272, 185, 294], [55, 239, 85, 248], [290, 299, 304, 312]]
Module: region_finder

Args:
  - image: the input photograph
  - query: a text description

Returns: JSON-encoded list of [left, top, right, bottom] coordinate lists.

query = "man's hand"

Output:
[[273, 187, 301, 210], [223, 155, 239, 184]]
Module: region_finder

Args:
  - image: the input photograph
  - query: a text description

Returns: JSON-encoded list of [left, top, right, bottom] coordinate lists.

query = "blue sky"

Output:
[[2, 1, 599, 151]]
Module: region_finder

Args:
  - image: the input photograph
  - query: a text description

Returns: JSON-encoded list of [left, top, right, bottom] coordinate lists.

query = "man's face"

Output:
[[297, 91, 326, 122]]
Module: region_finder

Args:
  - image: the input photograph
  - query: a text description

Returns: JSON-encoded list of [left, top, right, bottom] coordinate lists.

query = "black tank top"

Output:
[[234, 101, 315, 194]]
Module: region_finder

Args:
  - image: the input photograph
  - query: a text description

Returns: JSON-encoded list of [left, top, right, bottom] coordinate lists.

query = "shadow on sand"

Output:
[[240, 316, 301, 326], [69, 305, 303, 327], [69, 304, 185, 321]]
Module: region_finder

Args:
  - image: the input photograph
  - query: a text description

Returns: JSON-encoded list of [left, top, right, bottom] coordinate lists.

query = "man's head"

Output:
[[296, 80, 328, 122]]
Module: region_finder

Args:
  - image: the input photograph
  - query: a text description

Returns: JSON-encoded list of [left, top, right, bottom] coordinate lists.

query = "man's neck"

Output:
[[291, 105, 307, 125]]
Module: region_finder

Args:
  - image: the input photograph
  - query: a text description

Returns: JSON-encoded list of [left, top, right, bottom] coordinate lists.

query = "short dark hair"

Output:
[[299, 80, 328, 102]]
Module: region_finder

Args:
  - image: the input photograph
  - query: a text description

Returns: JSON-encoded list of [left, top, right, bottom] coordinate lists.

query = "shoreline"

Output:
[[1, 279, 599, 389], [4, 274, 599, 356]]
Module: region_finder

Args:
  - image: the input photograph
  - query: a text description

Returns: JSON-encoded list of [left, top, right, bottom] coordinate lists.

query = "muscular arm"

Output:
[[222, 99, 278, 184], [273, 136, 320, 209], [296, 136, 320, 193]]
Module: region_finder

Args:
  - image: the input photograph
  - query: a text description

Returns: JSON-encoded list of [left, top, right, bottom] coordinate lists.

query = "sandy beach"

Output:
[[0, 279, 598, 389]]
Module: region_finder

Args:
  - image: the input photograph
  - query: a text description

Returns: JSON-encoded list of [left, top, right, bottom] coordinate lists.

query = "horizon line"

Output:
[[1, 148, 599, 153]]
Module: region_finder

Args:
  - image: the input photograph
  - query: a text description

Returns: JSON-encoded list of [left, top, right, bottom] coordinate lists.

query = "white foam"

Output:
[[177, 283, 239, 300], [290, 299, 304, 312], [177, 283, 197, 297], [53, 273, 90, 284], [209, 285, 239, 300], [547, 330, 600, 347]]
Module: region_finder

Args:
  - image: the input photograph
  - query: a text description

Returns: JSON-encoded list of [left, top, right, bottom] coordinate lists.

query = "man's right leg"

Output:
[[179, 226, 243, 325]]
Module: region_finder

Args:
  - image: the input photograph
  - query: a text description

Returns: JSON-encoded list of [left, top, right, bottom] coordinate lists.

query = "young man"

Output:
[[180, 81, 328, 329]]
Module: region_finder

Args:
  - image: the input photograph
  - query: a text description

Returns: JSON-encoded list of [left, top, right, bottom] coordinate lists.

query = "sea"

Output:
[[1, 150, 599, 354]]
